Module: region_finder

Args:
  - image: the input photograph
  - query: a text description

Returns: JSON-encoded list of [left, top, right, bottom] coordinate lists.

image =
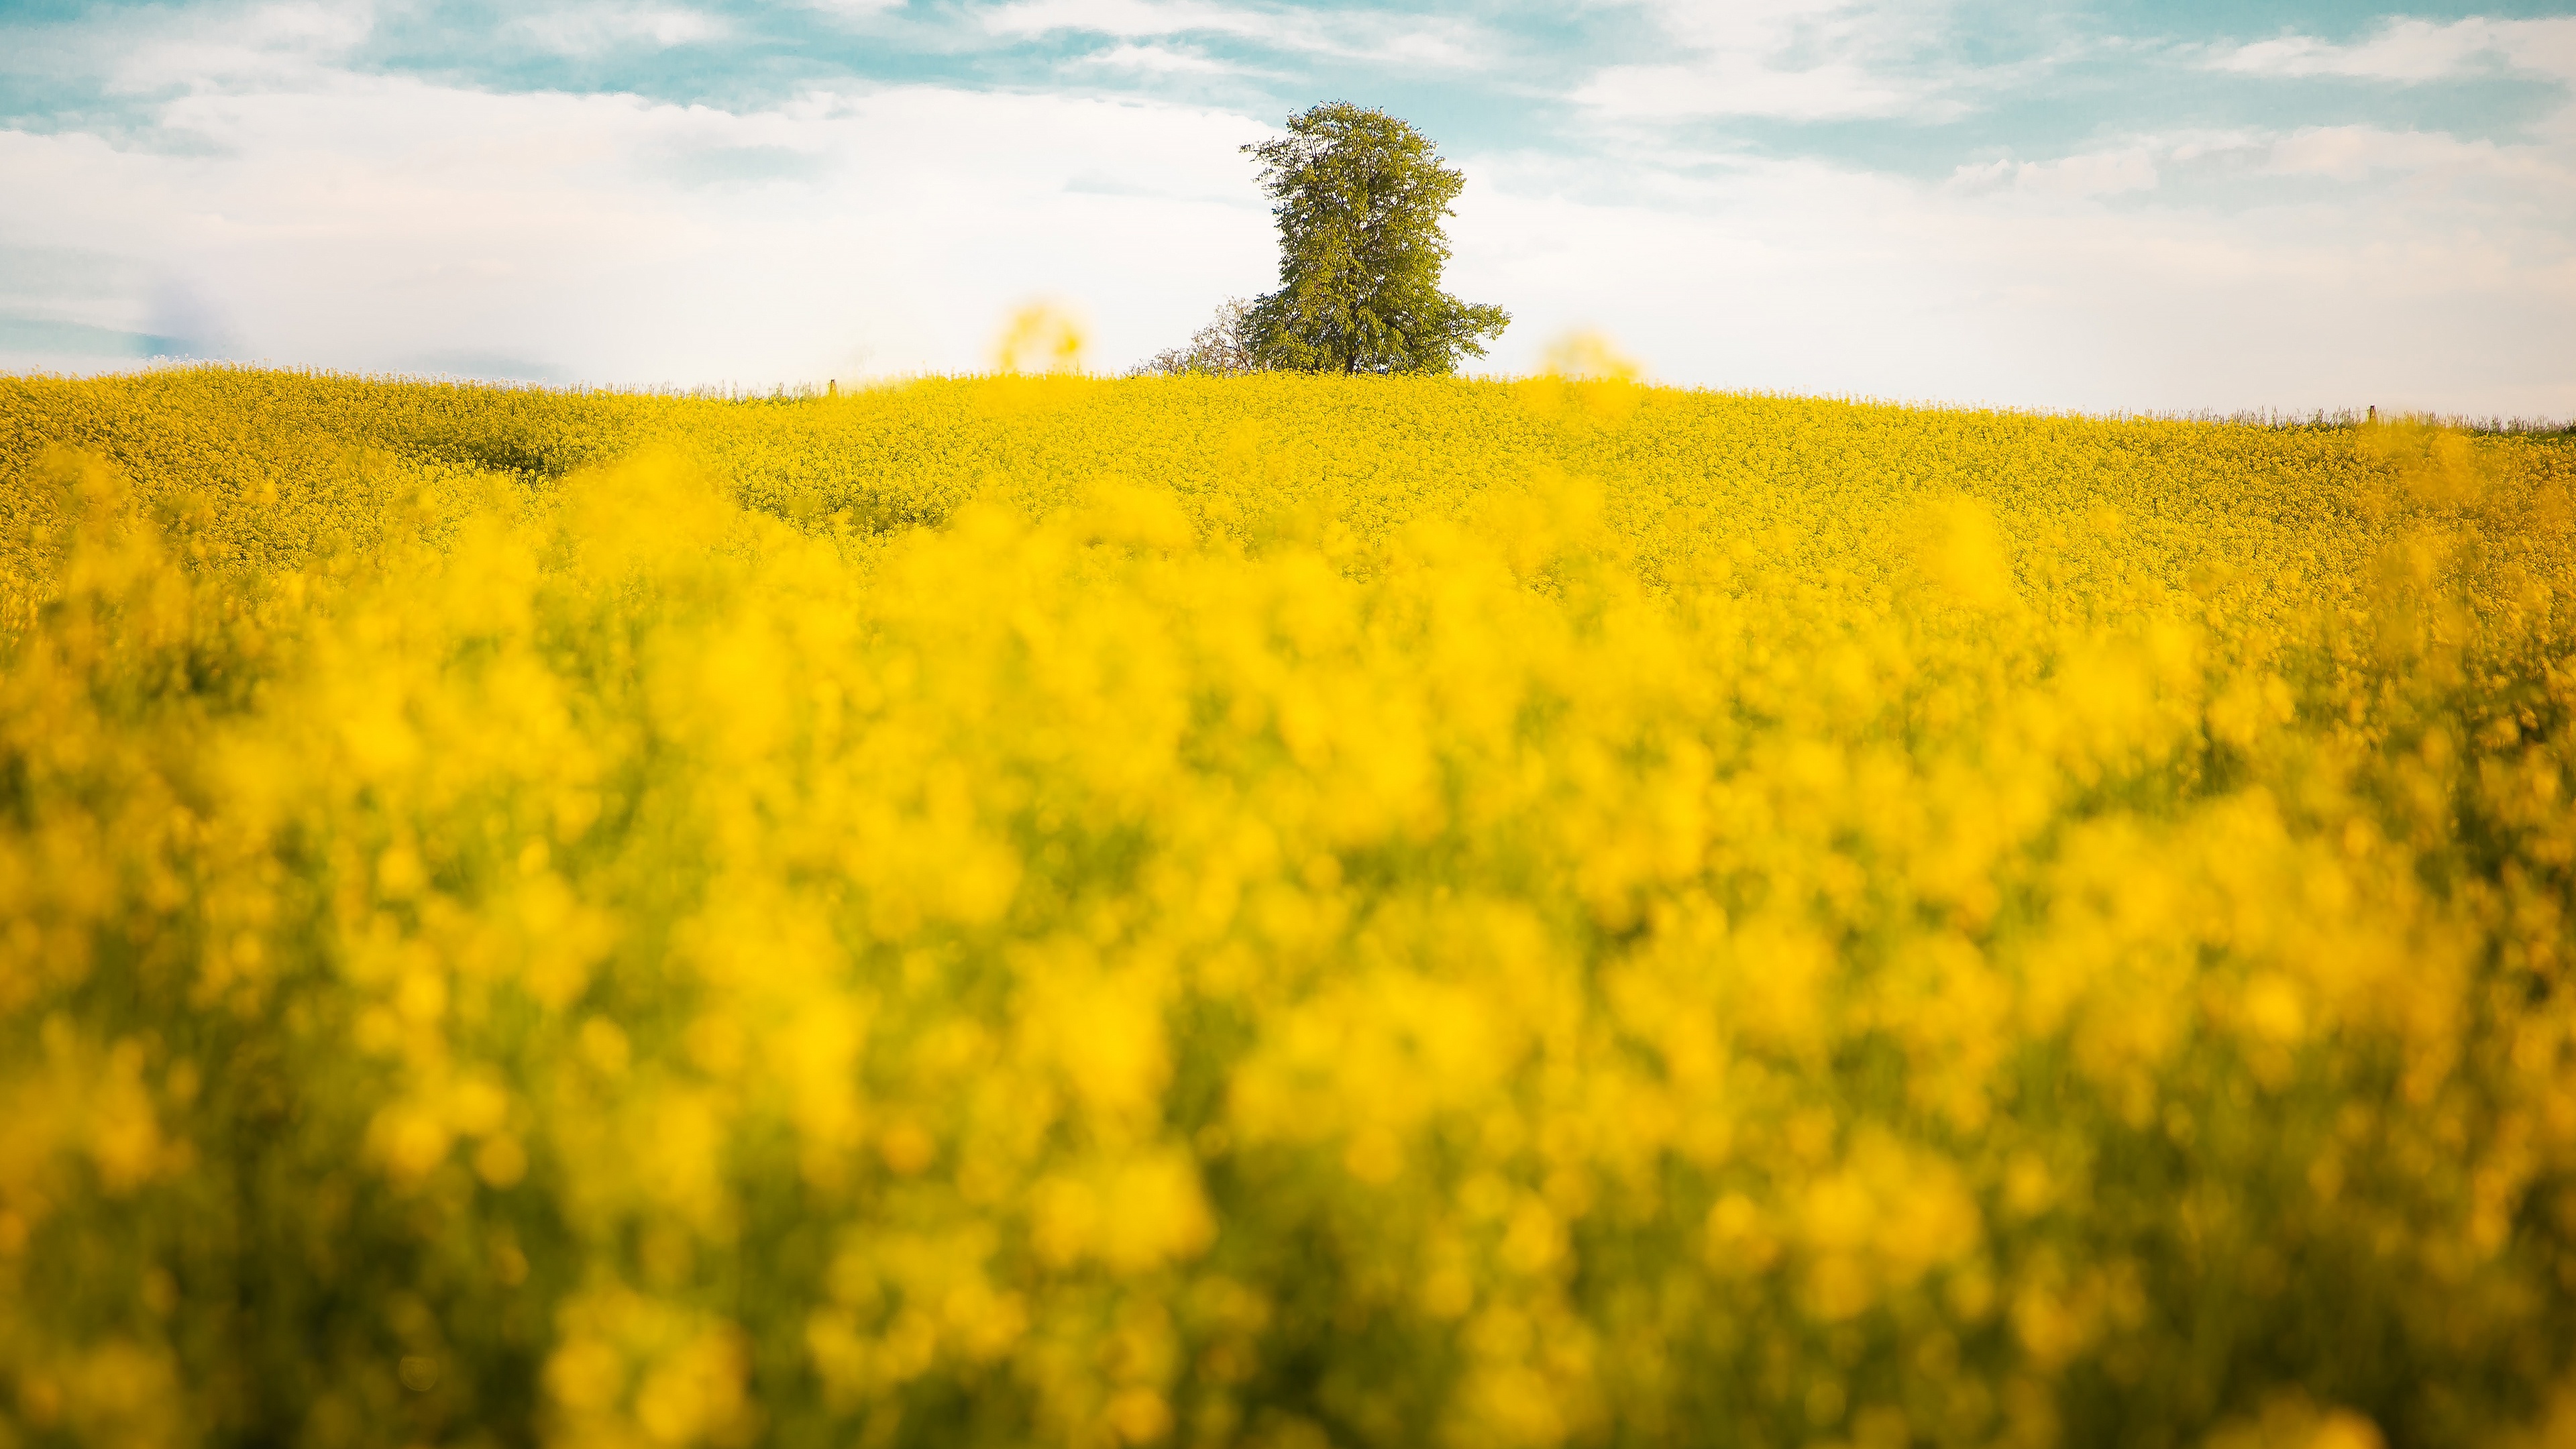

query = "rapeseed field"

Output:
[[3, 366, 2574, 1449]]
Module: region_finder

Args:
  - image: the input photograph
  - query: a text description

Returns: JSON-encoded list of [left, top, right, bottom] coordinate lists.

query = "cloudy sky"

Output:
[[2, 0, 2571, 415]]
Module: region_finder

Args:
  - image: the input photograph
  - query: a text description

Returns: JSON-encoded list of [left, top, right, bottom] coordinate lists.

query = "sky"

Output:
[[1, 0, 2571, 415]]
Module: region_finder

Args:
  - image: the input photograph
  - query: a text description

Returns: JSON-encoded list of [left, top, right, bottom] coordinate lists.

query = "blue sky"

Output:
[[2, 0, 2571, 413]]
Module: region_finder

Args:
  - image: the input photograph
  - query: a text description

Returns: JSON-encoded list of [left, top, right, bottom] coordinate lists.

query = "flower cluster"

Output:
[[3, 366, 2574, 1449]]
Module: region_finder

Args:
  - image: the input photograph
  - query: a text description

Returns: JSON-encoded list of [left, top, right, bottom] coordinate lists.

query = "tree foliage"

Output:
[[1242, 103, 1509, 376]]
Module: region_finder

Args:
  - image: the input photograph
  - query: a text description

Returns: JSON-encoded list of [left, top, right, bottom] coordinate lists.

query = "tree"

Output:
[[1241, 103, 1509, 376], [1127, 298, 1265, 377]]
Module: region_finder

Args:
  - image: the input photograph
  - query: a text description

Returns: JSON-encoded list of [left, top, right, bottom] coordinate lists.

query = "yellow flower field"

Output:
[[2, 366, 2573, 1449]]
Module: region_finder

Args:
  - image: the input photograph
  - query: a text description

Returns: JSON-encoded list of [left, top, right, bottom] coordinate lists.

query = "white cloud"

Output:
[[1068, 42, 1238, 76], [508, 5, 731, 56], [108, 1, 374, 92], [982, 0, 1242, 38], [979, 0, 1491, 68], [2261, 123, 2573, 186], [1946, 119, 2576, 199], [1572, 58, 1925, 121], [1450, 141, 2574, 417], [1951, 146, 2159, 197], [1569, 0, 1957, 121], [792, 0, 908, 15], [2207, 16, 2576, 84], [0, 72, 1278, 382]]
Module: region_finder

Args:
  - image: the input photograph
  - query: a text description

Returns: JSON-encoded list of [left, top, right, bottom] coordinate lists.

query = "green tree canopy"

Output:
[[1243, 103, 1509, 376]]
